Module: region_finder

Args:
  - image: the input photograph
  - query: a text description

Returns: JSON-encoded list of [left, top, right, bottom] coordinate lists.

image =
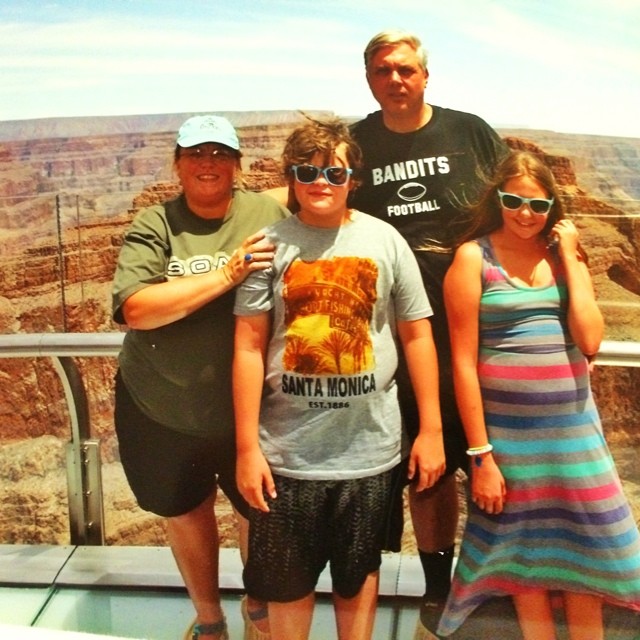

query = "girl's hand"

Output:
[[471, 454, 506, 514], [550, 219, 579, 260]]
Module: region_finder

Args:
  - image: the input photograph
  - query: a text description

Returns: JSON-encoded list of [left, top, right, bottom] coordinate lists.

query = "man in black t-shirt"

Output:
[[350, 30, 509, 638]]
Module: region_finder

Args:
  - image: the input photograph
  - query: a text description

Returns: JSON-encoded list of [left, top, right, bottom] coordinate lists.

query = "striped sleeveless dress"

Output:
[[437, 236, 640, 636]]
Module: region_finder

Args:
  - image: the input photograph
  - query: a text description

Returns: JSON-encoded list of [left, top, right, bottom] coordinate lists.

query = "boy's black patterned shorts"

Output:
[[243, 467, 397, 601]]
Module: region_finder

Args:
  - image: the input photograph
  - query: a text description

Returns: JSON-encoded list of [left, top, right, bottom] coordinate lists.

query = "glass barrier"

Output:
[[1, 126, 639, 556], [0, 333, 639, 552]]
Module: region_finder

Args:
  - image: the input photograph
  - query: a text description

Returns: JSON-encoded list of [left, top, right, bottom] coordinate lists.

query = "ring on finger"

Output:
[[244, 253, 253, 262]]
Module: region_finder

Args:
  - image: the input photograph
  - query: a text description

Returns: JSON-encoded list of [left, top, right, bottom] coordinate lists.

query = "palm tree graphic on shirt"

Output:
[[282, 256, 378, 375]]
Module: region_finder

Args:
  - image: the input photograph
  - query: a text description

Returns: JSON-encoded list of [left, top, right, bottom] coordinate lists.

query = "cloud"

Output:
[[0, 0, 638, 136]]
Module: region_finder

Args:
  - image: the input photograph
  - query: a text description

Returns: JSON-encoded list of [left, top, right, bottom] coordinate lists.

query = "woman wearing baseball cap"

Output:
[[112, 115, 289, 640]]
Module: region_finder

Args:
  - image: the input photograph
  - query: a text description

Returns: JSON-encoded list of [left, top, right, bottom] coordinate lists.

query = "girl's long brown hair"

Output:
[[454, 150, 566, 248]]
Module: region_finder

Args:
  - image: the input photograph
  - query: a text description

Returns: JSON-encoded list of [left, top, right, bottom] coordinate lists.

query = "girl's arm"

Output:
[[444, 241, 506, 514], [233, 312, 276, 512], [552, 220, 604, 357], [397, 317, 445, 491]]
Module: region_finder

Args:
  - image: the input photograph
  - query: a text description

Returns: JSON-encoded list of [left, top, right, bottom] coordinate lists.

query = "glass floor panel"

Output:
[[0, 586, 55, 627], [37, 589, 417, 640], [2, 546, 639, 639], [0, 587, 421, 639], [4, 585, 640, 639], [0, 546, 425, 639]]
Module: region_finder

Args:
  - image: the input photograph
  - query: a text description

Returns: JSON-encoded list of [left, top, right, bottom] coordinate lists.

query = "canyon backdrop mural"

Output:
[[1, 111, 639, 551]]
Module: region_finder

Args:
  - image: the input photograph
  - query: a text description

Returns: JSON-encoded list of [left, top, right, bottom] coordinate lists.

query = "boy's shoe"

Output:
[[241, 596, 270, 640], [184, 618, 229, 640]]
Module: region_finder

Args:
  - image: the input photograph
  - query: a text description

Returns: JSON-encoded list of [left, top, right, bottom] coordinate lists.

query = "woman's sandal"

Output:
[[241, 596, 270, 640], [184, 618, 229, 640]]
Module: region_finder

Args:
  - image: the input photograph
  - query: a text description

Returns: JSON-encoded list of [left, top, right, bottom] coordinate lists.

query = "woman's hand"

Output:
[[223, 231, 276, 285], [122, 231, 276, 329]]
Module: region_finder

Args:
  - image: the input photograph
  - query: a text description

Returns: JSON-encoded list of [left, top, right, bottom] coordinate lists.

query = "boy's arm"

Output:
[[233, 312, 276, 512], [397, 317, 446, 491]]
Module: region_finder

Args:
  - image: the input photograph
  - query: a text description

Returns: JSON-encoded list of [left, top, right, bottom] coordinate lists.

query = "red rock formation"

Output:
[[0, 117, 639, 546]]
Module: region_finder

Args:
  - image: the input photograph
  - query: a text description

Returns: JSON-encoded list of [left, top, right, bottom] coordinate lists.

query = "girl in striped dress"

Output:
[[439, 150, 640, 639]]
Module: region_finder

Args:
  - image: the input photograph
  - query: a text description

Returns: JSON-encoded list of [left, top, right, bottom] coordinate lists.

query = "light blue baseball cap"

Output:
[[176, 115, 240, 150]]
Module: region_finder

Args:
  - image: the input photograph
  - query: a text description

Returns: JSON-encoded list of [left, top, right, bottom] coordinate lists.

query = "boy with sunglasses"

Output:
[[233, 117, 445, 639]]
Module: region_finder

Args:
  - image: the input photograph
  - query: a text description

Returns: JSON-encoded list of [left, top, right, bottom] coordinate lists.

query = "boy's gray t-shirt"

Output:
[[234, 210, 433, 480]]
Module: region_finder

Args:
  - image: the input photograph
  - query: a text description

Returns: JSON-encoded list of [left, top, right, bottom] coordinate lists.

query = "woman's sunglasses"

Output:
[[291, 164, 353, 186], [498, 190, 554, 215]]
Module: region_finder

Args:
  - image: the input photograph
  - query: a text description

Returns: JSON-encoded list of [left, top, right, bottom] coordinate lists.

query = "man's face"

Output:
[[366, 43, 428, 117]]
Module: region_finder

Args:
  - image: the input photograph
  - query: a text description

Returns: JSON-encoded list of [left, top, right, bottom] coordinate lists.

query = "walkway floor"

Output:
[[1, 545, 639, 639]]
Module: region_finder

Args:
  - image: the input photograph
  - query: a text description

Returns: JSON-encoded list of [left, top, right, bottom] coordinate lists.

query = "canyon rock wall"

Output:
[[0, 113, 639, 547]]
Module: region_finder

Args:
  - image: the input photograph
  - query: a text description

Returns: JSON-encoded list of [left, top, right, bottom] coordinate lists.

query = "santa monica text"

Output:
[[281, 373, 377, 397]]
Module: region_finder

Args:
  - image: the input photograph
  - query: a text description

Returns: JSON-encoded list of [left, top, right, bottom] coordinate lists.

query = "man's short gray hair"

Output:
[[363, 30, 428, 71]]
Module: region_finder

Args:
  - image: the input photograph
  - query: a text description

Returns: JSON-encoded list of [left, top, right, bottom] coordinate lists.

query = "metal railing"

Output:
[[0, 333, 124, 546], [0, 333, 639, 546]]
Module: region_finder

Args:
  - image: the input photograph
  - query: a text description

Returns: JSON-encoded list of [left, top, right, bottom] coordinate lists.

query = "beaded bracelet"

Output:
[[466, 443, 493, 456], [466, 443, 493, 467]]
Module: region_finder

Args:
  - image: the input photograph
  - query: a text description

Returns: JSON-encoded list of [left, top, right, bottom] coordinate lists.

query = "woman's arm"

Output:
[[397, 317, 445, 491], [233, 312, 276, 512], [122, 230, 275, 330]]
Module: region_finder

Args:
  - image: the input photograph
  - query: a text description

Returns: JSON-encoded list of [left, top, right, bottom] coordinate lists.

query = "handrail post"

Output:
[[54, 356, 105, 545]]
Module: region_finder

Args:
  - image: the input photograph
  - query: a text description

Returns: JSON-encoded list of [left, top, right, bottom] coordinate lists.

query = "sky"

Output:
[[1, 0, 639, 138]]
